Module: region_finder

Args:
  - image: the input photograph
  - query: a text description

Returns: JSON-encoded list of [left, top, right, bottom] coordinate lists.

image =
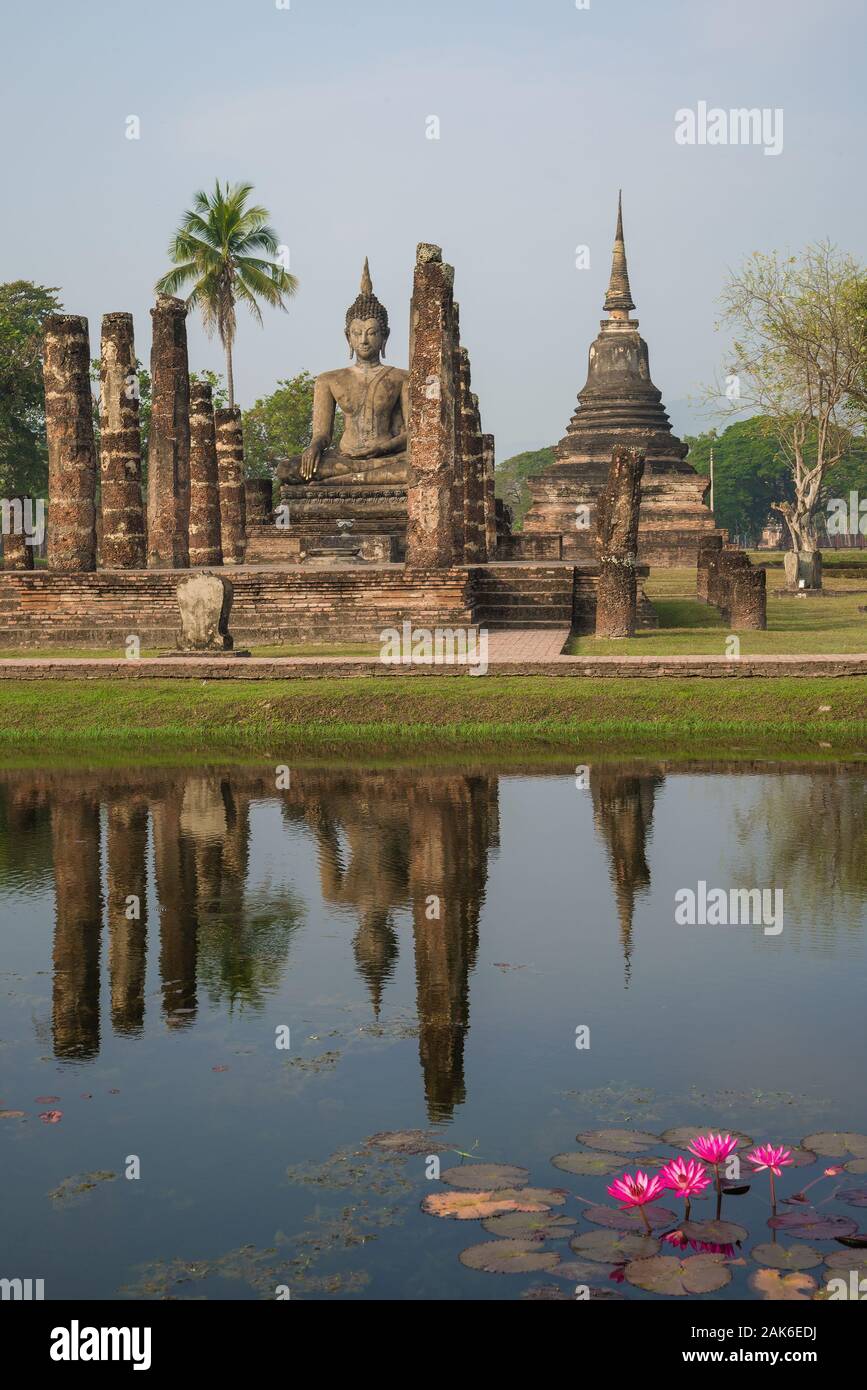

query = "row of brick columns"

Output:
[[406, 243, 496, 568], [26, 301, 246, 573]]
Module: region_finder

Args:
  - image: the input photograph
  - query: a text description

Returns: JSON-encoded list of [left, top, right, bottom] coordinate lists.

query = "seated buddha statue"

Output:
[[276, 260, 409, 488]]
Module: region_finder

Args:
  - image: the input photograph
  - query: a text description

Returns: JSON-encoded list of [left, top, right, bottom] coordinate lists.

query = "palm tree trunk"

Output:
[[225, 342, 235, 411]]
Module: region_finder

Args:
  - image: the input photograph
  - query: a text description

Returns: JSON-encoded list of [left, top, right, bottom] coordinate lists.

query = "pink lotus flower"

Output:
[[606, 1169, 666, 1232], [824, 1165, 844, 1177], [688, 1132, 739, 1165], [746, 1144, 793, 1177], [661, 1156, 711, 1199], [747, 1143, 793, 1206]]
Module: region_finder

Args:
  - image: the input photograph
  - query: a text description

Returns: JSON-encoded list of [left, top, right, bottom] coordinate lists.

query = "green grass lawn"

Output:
[[0, 676, 863, 765], [565, 568, 867, 656]]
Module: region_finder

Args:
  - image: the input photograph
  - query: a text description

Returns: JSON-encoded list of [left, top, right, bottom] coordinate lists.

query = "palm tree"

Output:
[[155, 180, 297, 409]]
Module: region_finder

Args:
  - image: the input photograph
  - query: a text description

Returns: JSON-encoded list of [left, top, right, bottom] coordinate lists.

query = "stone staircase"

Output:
[[469, 565, 576, 629]]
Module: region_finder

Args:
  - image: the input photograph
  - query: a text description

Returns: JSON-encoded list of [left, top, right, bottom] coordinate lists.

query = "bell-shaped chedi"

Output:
[[523, 194, 719, 565]]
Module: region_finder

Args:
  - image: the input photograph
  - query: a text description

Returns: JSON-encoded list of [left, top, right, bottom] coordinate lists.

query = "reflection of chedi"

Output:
[[276, 260, 409, 487]]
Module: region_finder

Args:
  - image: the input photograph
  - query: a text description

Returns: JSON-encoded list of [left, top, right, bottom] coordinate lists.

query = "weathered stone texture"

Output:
[[728, 565, 767, 630], [406, 245, 458, 568], [2, 501, 35, 570], [482, 433, 496, 561], [784, 549, 823, 592], [188, 382, 223, 567], [696, 534, 723, 602], [43, 314, 98, 571], [147, 296, 190, 569], [99, 313, 146, 569], [462, 381, 486, 563], [244, 478, 273, 528], [176, 572, 234, 651], [595, 444, 646, 639], [215, 407, 247, 564]]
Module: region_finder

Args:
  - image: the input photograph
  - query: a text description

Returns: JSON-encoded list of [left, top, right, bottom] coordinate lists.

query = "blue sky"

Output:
[[2, 0, 865, 459]]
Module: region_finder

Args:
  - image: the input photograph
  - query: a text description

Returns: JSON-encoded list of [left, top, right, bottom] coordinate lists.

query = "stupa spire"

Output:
[[603, 191, 635, 316]]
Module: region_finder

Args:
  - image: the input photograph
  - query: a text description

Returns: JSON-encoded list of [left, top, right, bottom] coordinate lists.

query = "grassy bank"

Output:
[[0, 677, 863, 765]]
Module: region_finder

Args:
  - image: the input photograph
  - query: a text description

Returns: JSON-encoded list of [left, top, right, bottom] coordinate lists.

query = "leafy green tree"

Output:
[[0, 280, 63, 497], [242, 372, 343, 479], [155, 180, 297, 410], [494, 446, 555, 529]]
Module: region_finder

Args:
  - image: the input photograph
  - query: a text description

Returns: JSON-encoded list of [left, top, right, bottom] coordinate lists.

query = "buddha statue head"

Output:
[[345, 258, 390, 363]]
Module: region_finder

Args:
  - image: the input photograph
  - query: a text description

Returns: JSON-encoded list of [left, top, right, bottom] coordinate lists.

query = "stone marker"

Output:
[[99, 312, 146, 568], [215, 407, 247, 564], [2, 500, 35, 570], [482, 434, 497, 561], [176, 572, 234, 651], [729, 565, 767, 630], [44, 314, 98, 571], [188, 382, 223, 567], [148, 296, 190, 569], [696, 533, 723, 602], [595, 443, 645, 638], [406, 243, 458, 568], [784, 549, 822, 592]]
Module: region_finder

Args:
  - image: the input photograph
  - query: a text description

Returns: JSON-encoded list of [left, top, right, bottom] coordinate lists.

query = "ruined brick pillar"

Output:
[[147, 296, 190, 569], [712, 549, 751, 613], [2, 501, 35, 570], [43, 314, 98, 571], [482, 434, 497, 560], [463, 389, 487, 563], [449, 305, 466, 560], [406, 243, 458, 568], [99, 313, 146, 568], [729, 565, 767, 630], [215, 407, 246, 563], [697, 534, 723, 602], [244, 478, 273, 527], [188, 381, 223, 566], [595, 444, 645, 638]]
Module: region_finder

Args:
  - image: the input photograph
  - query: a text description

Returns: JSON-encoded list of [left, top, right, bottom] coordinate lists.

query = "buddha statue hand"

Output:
[[300, 436, 329, 481]]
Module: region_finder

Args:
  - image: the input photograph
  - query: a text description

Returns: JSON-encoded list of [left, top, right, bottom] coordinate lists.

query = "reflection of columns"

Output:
[[51, 797, 102, 1058], [590, 769, 662, 987], [106, 798, 148, 1034], [43, 314, 98, 571], [409, 776, 497, 1123], [152, 789, 198, 1026]]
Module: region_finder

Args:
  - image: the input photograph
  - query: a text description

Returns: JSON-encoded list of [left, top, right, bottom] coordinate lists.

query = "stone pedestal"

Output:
[[729, 566, 767, 630], [176, 572, 234, 651], [148, 296, 190, 569], [99, 312, 146, 569], [215, 407, 247, 564], [44, 315, 98, 572], [188, 382, 223, 567], [406, 244, 458, 569], [784, 549, 822, 592]]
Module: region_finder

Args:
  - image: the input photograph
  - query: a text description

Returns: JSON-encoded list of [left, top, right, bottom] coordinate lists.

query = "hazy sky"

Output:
[[3, 0, 865, 460]]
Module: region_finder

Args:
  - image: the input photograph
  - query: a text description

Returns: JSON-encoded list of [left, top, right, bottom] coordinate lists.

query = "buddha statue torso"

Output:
[[276, 260, 409, 488]]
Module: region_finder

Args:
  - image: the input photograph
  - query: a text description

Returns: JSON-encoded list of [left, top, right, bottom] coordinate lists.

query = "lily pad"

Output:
[[838, 1188, 867, 1208], [625, 1253, 731, 1295], [824, 1249, 867, 1272], [577, 1128, 659, 1153], [552, 1150, 628, 1176], [749, 1268, 817, 1300], [802, 1131, 867, 1158], [750, 1243, 823, 1270], [422, 1190, 549, 1220], [660, 1126, 751, 1150], [481, 1211, 575, 1238], [785, 1147, 818, 1168], [552, 1258, 619, 1282], [570, 1229, 659, 1263], [680, 1219, 748, 1244], [845, 1159, 867, 1174], [366, 1130, 447, 1155], [521, 1282, 570, 1300], [458, 1238, 560, 1274], [441, 1164, 528, 1190], [582, 1202, 676, 1232], [768, 1211, 858, 1240], [0, 1110, 26, 1119], [835, 1234, 867, 1249]]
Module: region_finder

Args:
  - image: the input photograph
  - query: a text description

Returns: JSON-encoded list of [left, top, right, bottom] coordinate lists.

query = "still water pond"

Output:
[[1, 762, 865, 1301]]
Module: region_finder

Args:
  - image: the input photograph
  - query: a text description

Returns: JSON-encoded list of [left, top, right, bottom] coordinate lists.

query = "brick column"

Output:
[[729, 565, 766, 630], [99, 312, 146, 568], [696, 534, 723, 602], [406, 243, 458, 569], [147, 296, 190, 568], [43, 314, 98, 571], [2, 501, 35, 569], [595, 444, 645, 638], [482, 433, 497, 560], [449, 305, 466, 561], [215, 407, 246, 564], [244, 478, 273, 527], [188, 381, 223, 566], [463, 387, 486, 563]]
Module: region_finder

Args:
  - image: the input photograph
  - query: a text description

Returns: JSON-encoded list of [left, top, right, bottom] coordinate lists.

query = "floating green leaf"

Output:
[[570, 1229, 659, 1263], [481, 1211, 575, 1238], [750, 1243, 823, 1270], [680, 1219, 748, 1244], [422, 1190, 548, 1220], [365, 1130, 447, 1155], [660, 1127, 752, 1150], [802, 1132, 867, 1158], [577, 1128, 659, 1153], [582, 1203, 676, 1231], [552, 1151, 628, 1176], [626, 1254, 731, 1295], [768, 1212, 857, 1240], [441, 1164, 528, 1190], [458, 1239, 560, 1274]]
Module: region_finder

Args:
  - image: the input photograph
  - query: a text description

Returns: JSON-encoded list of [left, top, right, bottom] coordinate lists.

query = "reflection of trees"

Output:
[[197, 884, 304, 1012], [590, 769, 663, 987], [732, 774, 867, 934]]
